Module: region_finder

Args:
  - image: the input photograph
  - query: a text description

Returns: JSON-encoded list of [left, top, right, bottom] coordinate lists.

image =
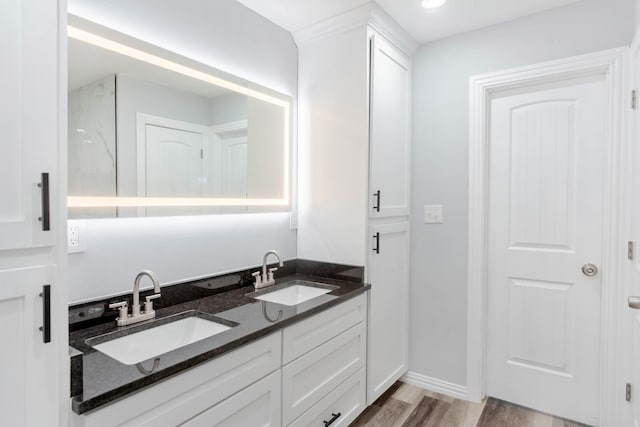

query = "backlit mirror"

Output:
[[67, 16, 291, 218]]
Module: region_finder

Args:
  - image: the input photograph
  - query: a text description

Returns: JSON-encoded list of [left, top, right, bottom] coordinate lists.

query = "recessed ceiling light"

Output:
[[421, 0, 446, 9]]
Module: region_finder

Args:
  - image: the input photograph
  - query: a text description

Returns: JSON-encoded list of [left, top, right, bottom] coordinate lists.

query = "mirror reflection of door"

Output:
[[211, 120, 249, 214], [220, 136, 248, 214], [144, 123, 209, 216]]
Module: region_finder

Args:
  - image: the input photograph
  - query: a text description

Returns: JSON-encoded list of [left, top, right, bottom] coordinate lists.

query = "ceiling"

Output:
[[236, 0, 585, 43]]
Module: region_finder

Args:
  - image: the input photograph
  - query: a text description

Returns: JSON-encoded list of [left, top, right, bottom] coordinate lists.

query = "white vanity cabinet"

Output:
[[180, 370, 281, 427], [296, 3, 414, 406], [71, 333, 282, 427], [282, 293, 367, 426], [72, 294, 369, 427]]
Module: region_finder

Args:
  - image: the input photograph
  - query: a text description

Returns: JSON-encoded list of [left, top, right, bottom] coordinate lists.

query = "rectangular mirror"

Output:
[[67, 16, 291, 218]]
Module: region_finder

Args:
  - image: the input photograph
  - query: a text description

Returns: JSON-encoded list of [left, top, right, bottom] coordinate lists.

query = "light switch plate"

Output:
[[424, 205, 443, 224]]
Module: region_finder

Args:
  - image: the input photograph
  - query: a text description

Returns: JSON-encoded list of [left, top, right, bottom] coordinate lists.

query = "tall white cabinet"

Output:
[[0, 0, 66, 425], [296, 3, 415, 405]]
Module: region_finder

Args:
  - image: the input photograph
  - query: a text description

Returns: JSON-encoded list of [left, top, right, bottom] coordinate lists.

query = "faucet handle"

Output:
[[144, 293, 161, 314], [268, 267, 278, 283], [252, 271, 262, 287], [109, 301, 129, 320]]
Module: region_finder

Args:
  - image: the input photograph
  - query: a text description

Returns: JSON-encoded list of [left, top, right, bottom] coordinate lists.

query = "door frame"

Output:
[[466, 47, 628, 425], [623, 28, 640, 427]]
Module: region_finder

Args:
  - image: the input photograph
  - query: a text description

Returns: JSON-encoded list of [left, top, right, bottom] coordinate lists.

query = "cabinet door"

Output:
[[180, 370, 281, 427], [367, 222, 409, 403], [0, 266, 58, 426], [369, 34, 410, 218], [289, 368, 366, 427], [0, 0, 58, 250], [282, 322, 366, 425]]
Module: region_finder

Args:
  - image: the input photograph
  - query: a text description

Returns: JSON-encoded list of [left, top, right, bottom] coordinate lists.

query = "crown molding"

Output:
[[368, 3, 418, 56], [293, 2, 417, 56]]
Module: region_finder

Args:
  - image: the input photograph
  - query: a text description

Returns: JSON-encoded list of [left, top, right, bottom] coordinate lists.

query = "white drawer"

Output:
[[180, 370, 281, 427], [289, 368, 366, 427], [282, 293, 366, 364], [75, 333, 281, 427], [282, 322, 366, 425]]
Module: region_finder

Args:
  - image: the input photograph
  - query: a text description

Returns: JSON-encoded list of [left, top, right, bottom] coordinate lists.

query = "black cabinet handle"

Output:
[[38, 172, 50, 231], [39, 285, 51, 343], [373, 190, 381, 212], [373, 232, 380, 254], [324, 412, 341, 426]]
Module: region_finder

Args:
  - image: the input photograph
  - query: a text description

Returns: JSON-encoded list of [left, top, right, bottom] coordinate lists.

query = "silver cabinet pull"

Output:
[[629, 296, 640, 310], [581, 263, 598, 276]]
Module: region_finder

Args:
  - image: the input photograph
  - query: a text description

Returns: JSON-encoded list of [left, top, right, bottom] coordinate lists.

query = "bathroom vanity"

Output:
[[69, 264, 369, 427]]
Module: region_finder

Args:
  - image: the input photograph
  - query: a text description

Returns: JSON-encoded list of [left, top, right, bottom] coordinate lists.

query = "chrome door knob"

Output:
[[629, 296, 640, 310], [581, 263, 598, 276]]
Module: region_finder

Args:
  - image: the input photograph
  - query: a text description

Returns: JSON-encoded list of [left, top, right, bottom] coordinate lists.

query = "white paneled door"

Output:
[[486, 77, 606, 425]]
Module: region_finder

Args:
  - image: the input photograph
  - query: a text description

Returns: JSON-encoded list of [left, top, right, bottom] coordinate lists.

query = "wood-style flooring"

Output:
[[349, 382, 591, 427]]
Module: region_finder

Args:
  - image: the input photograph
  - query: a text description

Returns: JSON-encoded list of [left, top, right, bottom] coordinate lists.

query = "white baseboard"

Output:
[[401, 371, 468, 400]]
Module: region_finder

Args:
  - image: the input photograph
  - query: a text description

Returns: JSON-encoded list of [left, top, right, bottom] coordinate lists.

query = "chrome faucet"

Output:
[[252, 250, 284, 289], [109, 270, 161, 327]]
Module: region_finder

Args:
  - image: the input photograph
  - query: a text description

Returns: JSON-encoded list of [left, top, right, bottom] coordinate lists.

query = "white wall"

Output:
[[66, 0, 298, 303], [69, 213, 295, 303], [409, 0, 635, 386], [210, 93, 248, 126]]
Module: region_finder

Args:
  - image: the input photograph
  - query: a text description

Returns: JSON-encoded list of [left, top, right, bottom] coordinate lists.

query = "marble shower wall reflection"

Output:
[[68, 75, 117, 219]]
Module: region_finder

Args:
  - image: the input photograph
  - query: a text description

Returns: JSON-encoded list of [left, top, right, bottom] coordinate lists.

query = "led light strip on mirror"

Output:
[[67, 24, 291, 209]]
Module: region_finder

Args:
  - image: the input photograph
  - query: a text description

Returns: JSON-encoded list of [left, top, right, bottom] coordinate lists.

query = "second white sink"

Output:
[[91, 314, 233, 365], [253, 284, 332, 306]]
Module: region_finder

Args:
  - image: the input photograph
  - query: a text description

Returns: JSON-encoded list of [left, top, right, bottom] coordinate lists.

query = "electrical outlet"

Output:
[[424, 205, 443, 224], [68, 225, 79, 247], [68, 221, 87, 253]]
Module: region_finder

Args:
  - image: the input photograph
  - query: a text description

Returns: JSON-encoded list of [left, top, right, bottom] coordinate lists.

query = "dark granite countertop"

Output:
[[69, 272, 369, 415]]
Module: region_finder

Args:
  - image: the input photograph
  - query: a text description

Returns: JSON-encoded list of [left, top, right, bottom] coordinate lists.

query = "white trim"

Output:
[[619, 31, 640, 427], [209, 120, 247, 137], [401, 372, 467, 400], [368, 4, 418, 57], [293, 3, 417, 56], [467, 47, 627, 426]]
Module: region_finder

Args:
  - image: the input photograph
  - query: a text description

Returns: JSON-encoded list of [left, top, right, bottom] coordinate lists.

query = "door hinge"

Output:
[[627, 383, 632, 402], [632, 90, 637, 109], [629, 241, 634, 261], [200, 148, 204, 159]]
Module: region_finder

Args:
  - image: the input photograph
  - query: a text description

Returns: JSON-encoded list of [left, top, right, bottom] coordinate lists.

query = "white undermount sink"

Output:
[[91, 314, 233, 365], [253, 283, 332, 306]]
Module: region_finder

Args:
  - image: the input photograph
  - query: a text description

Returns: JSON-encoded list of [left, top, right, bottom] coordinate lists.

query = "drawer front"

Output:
[[282, 322, 366, 425], [180, 370, 281, 427], [282, 293, 366, 364], [289, 368, 366, 427], [79, 333, 281, 427]]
